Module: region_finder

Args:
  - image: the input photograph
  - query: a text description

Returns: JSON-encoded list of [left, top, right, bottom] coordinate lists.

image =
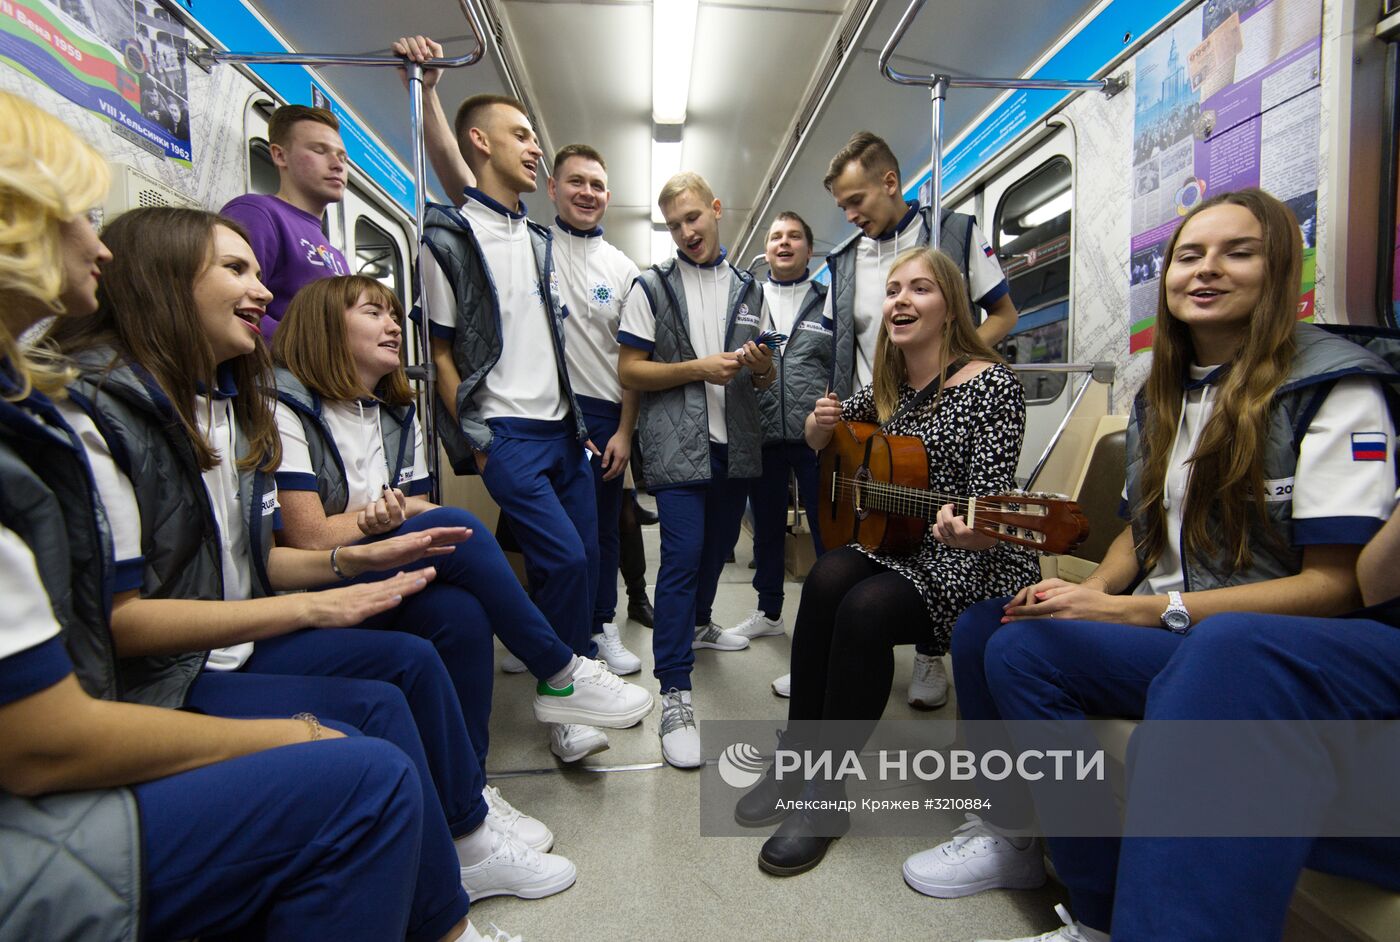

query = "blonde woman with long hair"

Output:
[[905, 188, 1399, 942], [0, 90, 440, 942], [737, 245, 1040, 876]]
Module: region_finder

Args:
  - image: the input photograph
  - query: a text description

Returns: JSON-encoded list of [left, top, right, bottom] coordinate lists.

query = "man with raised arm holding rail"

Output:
[[221, 105, 349, 338], [617, 172, 773, 768], [411, 75, 654, 764], [395, 36, 649, 765], [813, 129, 1019, 707]]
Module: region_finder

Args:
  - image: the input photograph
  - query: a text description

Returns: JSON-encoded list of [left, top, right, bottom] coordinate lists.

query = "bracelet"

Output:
[[293, 712, 323, 741], [753, 364, 774, 381], [1082, 574, 1109, 591], [329, 545, 349, 580]]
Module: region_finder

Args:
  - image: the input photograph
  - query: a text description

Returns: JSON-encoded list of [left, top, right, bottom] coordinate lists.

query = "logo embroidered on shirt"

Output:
[[1351, 432, 1388, 461], [797, 321, 833, 335], [397, 468, 414, 485], [261, 492, 279, 516], [591, 283, 614, 305]]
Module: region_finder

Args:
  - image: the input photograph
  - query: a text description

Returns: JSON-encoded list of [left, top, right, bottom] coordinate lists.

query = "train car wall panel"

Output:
[[0, 0, 257, 211]]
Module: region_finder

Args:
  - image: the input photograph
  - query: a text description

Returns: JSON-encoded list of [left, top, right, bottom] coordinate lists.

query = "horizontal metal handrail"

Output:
[[189, 0, 487, 70]]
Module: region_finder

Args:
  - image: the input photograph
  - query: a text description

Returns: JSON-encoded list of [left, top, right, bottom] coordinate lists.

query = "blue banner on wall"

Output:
[[190, 0, 415, 212]]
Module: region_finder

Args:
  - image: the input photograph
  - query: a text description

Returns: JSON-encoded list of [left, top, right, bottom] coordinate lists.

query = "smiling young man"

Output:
[[220, 105, 350, 338], [617, 172, 773, 767], [822, 130, 1019, 709], [734, 212, 830, 664], [417, 90, 654, 763]]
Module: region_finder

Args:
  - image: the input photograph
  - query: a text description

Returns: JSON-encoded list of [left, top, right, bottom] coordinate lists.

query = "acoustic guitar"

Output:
[[817, 421, 1090, 555]]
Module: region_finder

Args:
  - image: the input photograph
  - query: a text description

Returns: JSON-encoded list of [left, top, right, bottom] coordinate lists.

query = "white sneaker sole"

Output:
[[533, 693, 654, 729], [908, 690, 949, 710], [692, 636, 749, 651], [661, 744, 704, 769], [900, 859, 1047, 898], [550, 734, 610, 764], [461, 862, 578, 901], [735, 625, 785, 639], [771, 680, 790, 698]]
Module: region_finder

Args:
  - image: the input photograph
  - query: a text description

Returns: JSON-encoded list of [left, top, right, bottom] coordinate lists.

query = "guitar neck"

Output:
[[856, 479, 974, 524]]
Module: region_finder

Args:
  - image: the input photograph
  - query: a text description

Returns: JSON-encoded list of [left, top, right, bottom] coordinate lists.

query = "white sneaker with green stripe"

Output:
[[532, 657, 654, 728]]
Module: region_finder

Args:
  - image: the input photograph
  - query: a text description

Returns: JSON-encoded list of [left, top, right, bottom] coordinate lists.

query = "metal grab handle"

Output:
[[877, 0, 1116, 93], [189, 0, 488, 69], [190, 0, 492, 503], [876, 0, 1123, 252]]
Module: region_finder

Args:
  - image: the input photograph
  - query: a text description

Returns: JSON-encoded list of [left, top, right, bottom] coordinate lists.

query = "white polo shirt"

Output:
[[823, 204, 1009, 387], [55, 398, 145, 593], [423, 189, 566, 427], [0, 524, 70, 706], [65, 388, 279, 671], [763, 272, 813, 334], [618, 251, 743, 444], [551, 219, 641, 407], [273, 398, 430, 511], [1135, 370, 1396, 595]]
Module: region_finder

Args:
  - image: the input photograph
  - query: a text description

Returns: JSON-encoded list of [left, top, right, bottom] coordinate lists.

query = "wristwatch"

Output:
[[1160, 591, 1192, 634]]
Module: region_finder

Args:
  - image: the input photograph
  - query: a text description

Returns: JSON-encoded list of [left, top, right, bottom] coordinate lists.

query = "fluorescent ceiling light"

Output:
[[651, 227, 675, 266], [1022, 190, 1072, 228], [650, 138, 683, 225], [652, 0, 698, 125]]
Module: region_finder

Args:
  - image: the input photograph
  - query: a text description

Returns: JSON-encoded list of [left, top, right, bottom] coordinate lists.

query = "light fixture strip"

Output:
[[652, 0, 699, 125]]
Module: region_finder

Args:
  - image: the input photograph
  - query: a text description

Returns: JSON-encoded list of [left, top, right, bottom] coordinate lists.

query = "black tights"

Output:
[[788, 546, 934, 729]]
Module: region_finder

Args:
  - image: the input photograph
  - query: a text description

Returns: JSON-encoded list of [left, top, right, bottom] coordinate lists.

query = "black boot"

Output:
[[757, 781, 850, 877], [734, 732, 806, 828], [627, 596, 654, 628]]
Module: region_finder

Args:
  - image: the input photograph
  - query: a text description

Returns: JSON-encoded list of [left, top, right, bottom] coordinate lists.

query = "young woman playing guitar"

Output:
[[739, 245, 1041, 877]]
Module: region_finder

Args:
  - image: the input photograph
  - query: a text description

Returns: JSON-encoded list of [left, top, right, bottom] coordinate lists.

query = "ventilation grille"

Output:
[[104, 162, 199, 219]]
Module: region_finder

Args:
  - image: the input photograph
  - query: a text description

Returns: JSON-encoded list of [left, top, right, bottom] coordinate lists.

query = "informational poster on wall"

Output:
[[0, 0, 192, 164], [1128, 0, 1321, 352]]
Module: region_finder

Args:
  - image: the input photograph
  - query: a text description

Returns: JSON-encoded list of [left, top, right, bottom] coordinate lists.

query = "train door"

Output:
[[975, 129, 1110, 487]]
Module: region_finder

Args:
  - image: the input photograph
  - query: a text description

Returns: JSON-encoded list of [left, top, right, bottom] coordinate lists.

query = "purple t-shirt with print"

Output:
[[220, 194, 350, 337]]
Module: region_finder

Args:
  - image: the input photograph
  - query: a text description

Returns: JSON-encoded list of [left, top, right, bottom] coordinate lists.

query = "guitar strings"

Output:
[[828, 475, 1049, 516]]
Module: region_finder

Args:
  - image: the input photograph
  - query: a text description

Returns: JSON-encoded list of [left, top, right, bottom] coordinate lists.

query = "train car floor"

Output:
[[471, 504, 1066, 940]]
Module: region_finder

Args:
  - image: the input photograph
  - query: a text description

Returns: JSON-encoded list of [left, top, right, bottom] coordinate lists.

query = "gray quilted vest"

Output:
[[421, 202, 588, 474], [757, 278, 831, 443], [632, 257, 764, 487], [273, 368, 417, 515], [1125, 322, 1400, 590], [826, 205, 974, 398], [0, 379, 141, 942], [68, 348, 276, 707]]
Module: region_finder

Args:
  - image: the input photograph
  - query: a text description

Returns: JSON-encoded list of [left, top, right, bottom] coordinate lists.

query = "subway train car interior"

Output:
[[2, 0, 1400, 939]]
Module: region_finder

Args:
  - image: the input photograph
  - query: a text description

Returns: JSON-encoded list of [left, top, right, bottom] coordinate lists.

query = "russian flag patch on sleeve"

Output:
[[1351, 432, 1388, 461]]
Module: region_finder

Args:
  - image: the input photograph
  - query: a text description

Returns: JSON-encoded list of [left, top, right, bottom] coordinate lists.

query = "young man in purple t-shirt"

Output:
[[221, 105, 350, 337]]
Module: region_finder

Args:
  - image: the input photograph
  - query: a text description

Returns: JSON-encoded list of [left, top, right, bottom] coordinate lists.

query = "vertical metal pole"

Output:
[[405, 61, 440, 502], [929, 75, 948, 252]]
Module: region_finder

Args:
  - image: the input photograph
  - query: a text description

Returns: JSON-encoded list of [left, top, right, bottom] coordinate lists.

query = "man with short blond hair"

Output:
[[221, 104, 350, 337], [617, 171, 774, 767]]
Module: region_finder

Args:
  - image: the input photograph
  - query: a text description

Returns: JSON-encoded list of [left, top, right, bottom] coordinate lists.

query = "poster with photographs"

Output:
[[0, 0, 192, 163], [1128, 0, 1321, 352]]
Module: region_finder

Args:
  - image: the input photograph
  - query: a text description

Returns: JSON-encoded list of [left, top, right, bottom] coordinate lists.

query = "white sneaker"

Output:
[[731, 609, 785, 639], [902, 814, 1046, 898], [461, 920, 523, 942], [974, 904, 1109, 942], [592, 622, 642, 675], [500, 652, 528, 674], [482, 784, 553, 852], [908, 651, 950, 709], [549, 723, 609, 763], [659, 687, 702, 768], [693, 621, 749, 651], [458, 829, 576, 900], [532, 657, 653, 728], [771, 673, 791, 698]]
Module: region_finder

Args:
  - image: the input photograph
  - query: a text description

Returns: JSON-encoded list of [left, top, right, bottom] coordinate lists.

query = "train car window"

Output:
[[993, 156, 1072, 399], [354, 216, 404, 302], [248, 139, 278, 196]]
